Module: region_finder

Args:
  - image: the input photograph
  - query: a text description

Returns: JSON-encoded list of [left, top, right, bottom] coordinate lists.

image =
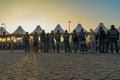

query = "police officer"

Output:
[[79, 29, 87, 52], [23, 32, 30, 52], [97, 26, 106, 53], [108, 25, 119, 53], [72, 30, 78, 53], [33, 32, 39, 53], [44, 33, 50, 52], [55, 30, 61, 52], [63, 30, 70, 52], [40, 30, 45, 52], [49, 31, 55, 53]]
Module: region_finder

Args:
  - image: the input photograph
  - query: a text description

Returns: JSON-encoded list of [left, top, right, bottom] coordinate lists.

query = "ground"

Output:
[[0, 50, 120, 80]]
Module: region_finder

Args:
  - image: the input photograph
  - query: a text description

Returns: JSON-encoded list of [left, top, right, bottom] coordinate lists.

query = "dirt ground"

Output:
[[0, 50, 120, 80]]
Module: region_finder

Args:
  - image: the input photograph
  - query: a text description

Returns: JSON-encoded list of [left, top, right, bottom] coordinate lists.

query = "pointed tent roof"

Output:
[[12, 26, 26, 36], [30, 25, 43, 35], [74, 24, 87, 32], [94, 23, 108, 33], [0, 27, 10, 36], [53, 24, 64, 33]]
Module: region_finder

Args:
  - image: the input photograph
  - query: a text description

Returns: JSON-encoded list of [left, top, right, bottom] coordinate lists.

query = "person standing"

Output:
[[105, 30, 109, 53], [90, 29, 96, 52], [108, 25, 119, 53], [97, 26, 106, 53], [44, 33, 50, 52], [40, 30, 45, 52], [23, 32, 30, 52], [72, 30, 78, 53], [55, 30, 61, 52], [33, 32, 39, 53], [63, 30, 70, 53], [49, 31, 55, 53], [79, 29, 87, 52]]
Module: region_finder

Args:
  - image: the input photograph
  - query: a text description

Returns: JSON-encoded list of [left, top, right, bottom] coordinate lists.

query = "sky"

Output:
[[0, 0, 120, 33]]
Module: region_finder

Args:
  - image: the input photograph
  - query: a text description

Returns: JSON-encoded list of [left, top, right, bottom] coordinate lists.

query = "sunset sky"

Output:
[[0, 0, 120, 33]]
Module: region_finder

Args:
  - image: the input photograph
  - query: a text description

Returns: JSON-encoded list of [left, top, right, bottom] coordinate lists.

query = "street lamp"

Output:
[[68, 21, 71, 33]]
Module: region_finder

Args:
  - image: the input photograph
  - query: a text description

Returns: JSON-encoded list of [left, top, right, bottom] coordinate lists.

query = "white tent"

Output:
[[94, 23, 108, 33], [12, 26, 26, 36], [74, 24, 87, 32], [0, 27, 10, 36], [30, 25, 43, 35], [53, 24, 64, 33]]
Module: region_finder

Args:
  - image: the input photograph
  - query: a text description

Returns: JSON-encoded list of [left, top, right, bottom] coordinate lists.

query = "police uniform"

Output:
[[63, 32, 70, 52], [108, 28, 119, 53], [33, 33, 39, 52], [44, 33, 50, 52], [49, 33, 55, 52], [72, 32, 78, 53], [40, 31, 45, 52], [79, 31, 87, 52], [55, 32, 61, 52], [23, 33, 30, 52]]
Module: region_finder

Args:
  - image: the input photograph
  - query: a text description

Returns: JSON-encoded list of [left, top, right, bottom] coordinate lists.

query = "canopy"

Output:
[[0, 27, 10, 36], [53, 24, 64, 33], [12, 26, 26, 36], [30, 25, 43, 35], [74, 24, 87, 33], [94, 23, 108, 33]]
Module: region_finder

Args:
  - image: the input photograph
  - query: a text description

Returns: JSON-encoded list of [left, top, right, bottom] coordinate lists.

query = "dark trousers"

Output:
[[24, 42, 30, 52], [110, 39, 119, 53], [49, 42, 55, 52], [64, 40, 70, 52], [73, 41, 78, 53], [99, 39, 105, 53], [56, 41, 60, 52], [33, 42, 38, 52]]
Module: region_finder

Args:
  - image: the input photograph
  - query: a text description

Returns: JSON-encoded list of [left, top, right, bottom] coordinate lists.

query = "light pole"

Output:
[[68, 21, 71, 33]]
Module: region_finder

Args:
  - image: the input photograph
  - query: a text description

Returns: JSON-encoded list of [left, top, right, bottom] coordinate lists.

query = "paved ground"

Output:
[[0, 51, 120, 80]]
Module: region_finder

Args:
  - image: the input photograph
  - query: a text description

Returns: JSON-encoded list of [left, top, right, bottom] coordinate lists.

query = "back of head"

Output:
[[81, 29, 83, 32], [111, 25, 115, 29], [100, 26, 103, 30], [57, 30, 60, 33], [65, 30, 67, 33], [73, 29, 76, 33]]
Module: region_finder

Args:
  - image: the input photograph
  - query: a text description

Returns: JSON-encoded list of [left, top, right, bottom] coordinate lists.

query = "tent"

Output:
[[0, 27, 10, 36], [30, 25, 43, 35], [12, 26, 26, 36], [74, 24, 87, 33], [94, 23, 108, 33], [53, 24, 64, 33]]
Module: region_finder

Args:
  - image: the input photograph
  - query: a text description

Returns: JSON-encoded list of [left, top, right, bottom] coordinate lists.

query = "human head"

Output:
[[26, 32, 28, 35], [65, 30, 67, 33], [81, 29, 83, 32], [35, 32, 37, 35], [51, 31, 53, 33], [73, 29, 76, 33], [100, 26, 103, 29], [57, 30, 60, 33], [111, 25, 115, 29]]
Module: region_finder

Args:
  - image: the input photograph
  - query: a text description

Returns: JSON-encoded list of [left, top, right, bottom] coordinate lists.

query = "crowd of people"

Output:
[[23, 25, 119, 53]]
